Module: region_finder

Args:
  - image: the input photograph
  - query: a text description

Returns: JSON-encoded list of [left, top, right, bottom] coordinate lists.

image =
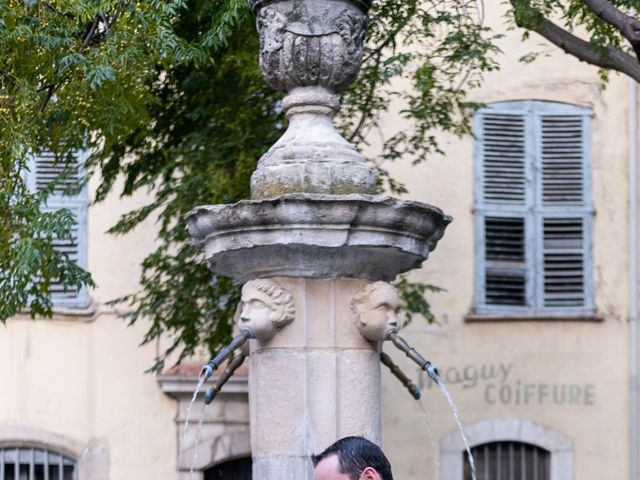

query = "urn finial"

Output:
[[251, 0, 377, 199], [250, 0, 373, 15]]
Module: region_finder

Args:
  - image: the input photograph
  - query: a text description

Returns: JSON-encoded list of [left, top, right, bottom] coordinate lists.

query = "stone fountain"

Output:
[[186, 0, 451, 477]]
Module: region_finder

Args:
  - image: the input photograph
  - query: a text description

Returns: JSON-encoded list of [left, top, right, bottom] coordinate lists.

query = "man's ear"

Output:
[[359, 467, 382, 480]]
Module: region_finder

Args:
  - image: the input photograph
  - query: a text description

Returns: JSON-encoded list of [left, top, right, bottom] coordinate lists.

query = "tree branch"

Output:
[[582, 0, 640, 58], [519, 11, 640, 82]]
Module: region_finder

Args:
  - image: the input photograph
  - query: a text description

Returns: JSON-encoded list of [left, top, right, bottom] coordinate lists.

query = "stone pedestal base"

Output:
[[249, 277, 381, 479]]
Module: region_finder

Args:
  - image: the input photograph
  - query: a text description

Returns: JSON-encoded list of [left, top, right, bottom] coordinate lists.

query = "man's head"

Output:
[[312, 437, 394, 480]]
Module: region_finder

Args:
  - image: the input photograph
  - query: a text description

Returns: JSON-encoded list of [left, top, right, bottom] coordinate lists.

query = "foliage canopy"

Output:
[[6, 0, 583, 371], [508, 0, 640, 82]]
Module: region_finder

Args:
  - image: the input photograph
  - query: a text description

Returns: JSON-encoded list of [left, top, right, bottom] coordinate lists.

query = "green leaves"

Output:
[[339, 0, 500, 192], [88, 63, 116, 89], [394, 275, 444, 326], [0, 183, 94, 320], [508, 0, 640, 82], [1, 0, 501, 372], [0, 0, 209, 323], [91, 0, 500, 371]]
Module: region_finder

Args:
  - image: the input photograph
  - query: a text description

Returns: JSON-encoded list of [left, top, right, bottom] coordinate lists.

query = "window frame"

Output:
[[473, 100, 594, 316], [464, 440, 551, 480], [24, 150, 90, 310], [0, 446, 78, 480], [0, 426, 109, 480], [440, 417, 573, 480]]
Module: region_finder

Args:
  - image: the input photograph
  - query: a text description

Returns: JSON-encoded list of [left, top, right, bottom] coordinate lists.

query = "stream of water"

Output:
[[416, 398, 440, 474], [180, 376, 206, 454], [435, 379, 477, 480], [190, 402, 210, 480]]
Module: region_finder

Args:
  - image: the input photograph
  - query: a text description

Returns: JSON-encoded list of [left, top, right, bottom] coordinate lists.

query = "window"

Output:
[[464, 441, 550, 480], [204, 457, 252, 480], [25, 151, 89, 309], [440, 418, 573, 480], [474, 100, 593, 315], [0, 447, 77, 480]]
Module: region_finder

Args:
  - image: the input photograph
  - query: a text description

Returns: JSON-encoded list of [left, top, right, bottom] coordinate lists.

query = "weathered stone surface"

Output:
[[184, 3, 453, 479], [251, 0, 370, 93], [239, 279, 295, 341], [352, 282, 402, 342], [248, 277, 382, 480], [186, 193, 452, 283], [250, 87, 377, 198], [249, 0, 378, 198]]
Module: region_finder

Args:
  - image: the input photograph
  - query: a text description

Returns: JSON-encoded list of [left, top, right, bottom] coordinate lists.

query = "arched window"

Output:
[[204, 457, 252, 480], [464, 441, 550, 480], [440, 417, 572, 480], [0, 446, 77, 480]]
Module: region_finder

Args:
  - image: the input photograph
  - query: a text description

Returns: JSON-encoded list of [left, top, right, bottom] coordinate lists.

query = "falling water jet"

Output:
[[416, 399, 440, 474], [189, 402, 210, 480], [379, 349, 440, 475], [433, 376, 477, 480], [385, 331, 476, 480], [183, 330, 250, 469], [180, 375, 206, 454]]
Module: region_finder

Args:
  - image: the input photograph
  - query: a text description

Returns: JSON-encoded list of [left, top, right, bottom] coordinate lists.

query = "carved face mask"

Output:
[[238, 279, 295, 341], [353, 282, 403, 342], [239, 289, 278, 340]]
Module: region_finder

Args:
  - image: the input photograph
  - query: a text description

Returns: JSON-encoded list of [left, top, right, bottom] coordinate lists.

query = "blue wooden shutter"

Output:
[[480, 113, 527, 205], [541, 218, 587, 307], [475, 103, 533, 312], [483, 217, 527, 306], [535, 104, 593, 312], [540, 114, 585, 205], [475, 101, 593, 315], [28, 151, 89, 309]]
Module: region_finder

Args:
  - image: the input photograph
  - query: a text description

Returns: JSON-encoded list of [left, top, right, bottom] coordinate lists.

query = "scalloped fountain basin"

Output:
[[186, 193, 451, 283]]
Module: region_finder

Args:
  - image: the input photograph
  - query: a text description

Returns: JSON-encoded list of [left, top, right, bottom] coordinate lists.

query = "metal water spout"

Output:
[[200, 329, 251, 382], [204, 351, 248, 404], [386, 331, 440, 383], [379, 351, 421, 400]]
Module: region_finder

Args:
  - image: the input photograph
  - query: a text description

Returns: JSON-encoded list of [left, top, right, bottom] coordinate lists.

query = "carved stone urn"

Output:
[[250, 0, 376, 198]]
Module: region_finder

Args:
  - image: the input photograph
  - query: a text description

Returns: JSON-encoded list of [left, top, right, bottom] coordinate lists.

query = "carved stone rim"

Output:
[[188, 193, 451, 241], [186, 194, 452, 283], [250, 0, 373, 14]]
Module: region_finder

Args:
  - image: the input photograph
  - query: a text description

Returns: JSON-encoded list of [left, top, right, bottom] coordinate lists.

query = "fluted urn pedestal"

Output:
[[187, 1, 451, 478]]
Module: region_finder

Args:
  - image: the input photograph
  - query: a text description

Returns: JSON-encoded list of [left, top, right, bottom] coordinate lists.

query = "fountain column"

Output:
[[187, 1, 451, 478]]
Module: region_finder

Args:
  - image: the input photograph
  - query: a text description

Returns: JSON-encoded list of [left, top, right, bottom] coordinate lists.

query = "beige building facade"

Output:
[[381, 4, 635, 480], [1, 1, 637, 479]]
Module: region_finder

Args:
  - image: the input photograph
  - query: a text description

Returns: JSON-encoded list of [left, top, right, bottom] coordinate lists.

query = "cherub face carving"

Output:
[[352, 282, 403, 342], [238, 279, 295, 341]]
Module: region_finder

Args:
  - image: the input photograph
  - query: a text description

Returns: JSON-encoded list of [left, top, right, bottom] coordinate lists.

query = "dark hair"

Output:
[[312, 436, 394, 480]]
